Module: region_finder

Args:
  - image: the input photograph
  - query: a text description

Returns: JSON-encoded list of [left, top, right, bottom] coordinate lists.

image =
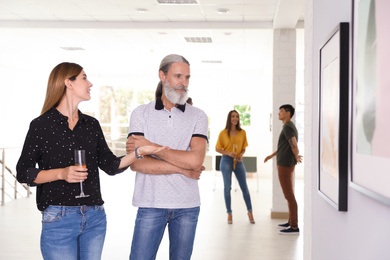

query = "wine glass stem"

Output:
[[79, 181, 84, 194]]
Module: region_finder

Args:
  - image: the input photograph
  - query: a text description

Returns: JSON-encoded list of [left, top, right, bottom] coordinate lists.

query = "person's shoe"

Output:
[[279, 227, 299, 235], [277, 222, 290, 228], [227, 213, 233, 224], [247, 212, 255, 224]]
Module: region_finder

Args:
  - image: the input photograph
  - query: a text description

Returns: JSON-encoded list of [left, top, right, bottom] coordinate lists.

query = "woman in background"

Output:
[[216, 110, 255, 224]]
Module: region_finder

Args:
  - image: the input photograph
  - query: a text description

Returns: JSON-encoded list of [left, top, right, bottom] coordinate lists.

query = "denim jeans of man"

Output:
[[40, 205, 106, 260], [220, 155, 253, 213], [277, 165, 299, 229], [130, 207, 200, 260]]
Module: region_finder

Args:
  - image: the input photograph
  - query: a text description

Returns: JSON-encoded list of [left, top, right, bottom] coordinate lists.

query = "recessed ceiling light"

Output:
[[157, 0, 197, 4], [201, 60, 222, 64], [216, 8, 229, 14], [136, 8, 148, 14], [60, 47, 85, 51]]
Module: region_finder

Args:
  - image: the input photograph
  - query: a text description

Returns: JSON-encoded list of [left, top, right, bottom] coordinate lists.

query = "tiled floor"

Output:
[[0, 171, 303, 260]]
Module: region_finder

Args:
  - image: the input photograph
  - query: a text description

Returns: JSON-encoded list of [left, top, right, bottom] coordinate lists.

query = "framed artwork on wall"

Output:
[[351, 0, 390, 206], [318, 22, 349, 211]]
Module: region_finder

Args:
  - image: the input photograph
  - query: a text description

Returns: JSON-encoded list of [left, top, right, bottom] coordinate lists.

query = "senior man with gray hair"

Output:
[[126, 54, 208, 260]]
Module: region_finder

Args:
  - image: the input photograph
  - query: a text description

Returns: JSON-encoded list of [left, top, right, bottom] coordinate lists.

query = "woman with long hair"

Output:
[[216, 110, 255, 224], [16, 62, 165, 259]]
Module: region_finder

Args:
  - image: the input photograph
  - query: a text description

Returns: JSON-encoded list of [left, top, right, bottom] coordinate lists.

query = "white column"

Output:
[[271, 29, 297, 219]]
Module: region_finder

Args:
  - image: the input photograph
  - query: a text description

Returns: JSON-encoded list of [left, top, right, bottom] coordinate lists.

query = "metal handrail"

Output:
[[1, 149, 4, 206], [0, 147, 32, 206]]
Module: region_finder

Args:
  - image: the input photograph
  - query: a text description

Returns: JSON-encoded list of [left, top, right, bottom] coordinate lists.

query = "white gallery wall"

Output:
[[305, 0, 390, 259]]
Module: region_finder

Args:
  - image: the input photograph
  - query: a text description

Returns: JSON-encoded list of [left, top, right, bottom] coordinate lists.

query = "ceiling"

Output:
[[0, 0, 305, 74]]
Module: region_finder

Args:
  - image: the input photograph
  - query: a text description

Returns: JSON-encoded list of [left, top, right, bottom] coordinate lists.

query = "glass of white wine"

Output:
[[74, 149, 90, 198], [232, 144, 238, 154]]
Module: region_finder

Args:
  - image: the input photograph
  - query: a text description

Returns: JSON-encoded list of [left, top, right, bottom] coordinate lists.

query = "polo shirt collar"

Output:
[[155, 97, 186, 112]]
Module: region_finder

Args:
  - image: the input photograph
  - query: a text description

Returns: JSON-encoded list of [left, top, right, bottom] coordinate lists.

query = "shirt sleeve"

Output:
[[16, 120, 42, 186], [95, 121, 125, 175], [128, 105, 145, 136], [242, 129, 249, 150], [215, 130, 226, 150], [193, 110, 209, 140], [283, 124, 296, 141]]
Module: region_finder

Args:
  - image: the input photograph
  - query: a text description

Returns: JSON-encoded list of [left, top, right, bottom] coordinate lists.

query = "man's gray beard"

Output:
[[163, 81, 188, 105]]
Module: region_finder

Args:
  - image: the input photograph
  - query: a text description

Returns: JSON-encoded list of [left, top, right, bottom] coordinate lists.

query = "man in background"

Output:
[[264, 104, 302, 235]]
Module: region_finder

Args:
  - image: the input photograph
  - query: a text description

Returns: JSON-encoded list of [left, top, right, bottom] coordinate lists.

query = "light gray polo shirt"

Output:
[[128, 98, 208, 208]]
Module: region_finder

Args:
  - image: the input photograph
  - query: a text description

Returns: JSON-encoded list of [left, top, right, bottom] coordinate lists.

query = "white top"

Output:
[[128, 99, 208, 208]]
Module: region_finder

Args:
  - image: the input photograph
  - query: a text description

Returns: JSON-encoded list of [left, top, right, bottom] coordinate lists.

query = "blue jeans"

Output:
[[220, 155, 253, 214], [130, 207, 200, 260], [40, 205, 106, 260]]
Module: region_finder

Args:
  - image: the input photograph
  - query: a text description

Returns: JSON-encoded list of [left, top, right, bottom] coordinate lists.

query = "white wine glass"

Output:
[[74, 149, 90, 198], [232, 144, 238, 154]]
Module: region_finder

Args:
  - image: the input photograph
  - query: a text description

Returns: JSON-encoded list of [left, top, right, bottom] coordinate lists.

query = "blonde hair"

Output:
[[41, 62, 83, 115]]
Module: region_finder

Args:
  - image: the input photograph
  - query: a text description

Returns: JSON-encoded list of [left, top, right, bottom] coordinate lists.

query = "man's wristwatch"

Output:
[[135, 147, 144, 159]]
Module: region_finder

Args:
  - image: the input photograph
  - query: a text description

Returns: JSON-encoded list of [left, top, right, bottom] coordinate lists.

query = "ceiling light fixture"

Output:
[[201, 60, 222, 64], [136, 8, 148, 14], [157, 0, 197, 4], [60, 47, 85, 51], [184, 37, 212, 43], [216, 8, 229, 14]]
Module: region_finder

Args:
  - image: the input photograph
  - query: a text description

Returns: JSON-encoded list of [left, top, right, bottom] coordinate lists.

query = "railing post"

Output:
[[14, 175, 18, 200], [1, 148, 5, 206]]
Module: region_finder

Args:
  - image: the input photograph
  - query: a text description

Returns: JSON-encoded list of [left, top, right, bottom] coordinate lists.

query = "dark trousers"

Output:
[[277, 165, 298, 229]]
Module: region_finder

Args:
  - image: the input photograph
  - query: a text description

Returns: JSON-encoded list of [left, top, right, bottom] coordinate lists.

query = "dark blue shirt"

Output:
[[17, 108, 125, 211]]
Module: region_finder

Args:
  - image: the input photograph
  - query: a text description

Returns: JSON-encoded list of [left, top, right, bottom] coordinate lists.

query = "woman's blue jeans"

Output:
[[40, 205, 107, 260], [130, 207, 200, 260], [220, 155, 253, 214]]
